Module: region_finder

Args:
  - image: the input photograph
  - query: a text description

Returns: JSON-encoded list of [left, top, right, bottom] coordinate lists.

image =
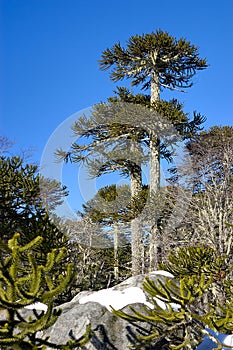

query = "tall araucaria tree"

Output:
[[99, 29, 208, 269]]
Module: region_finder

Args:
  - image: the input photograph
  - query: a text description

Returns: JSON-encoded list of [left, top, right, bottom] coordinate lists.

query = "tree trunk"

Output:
[[130, 141, 144, 276], [113, 223, 119, 281], [149, 69, 162, 271]]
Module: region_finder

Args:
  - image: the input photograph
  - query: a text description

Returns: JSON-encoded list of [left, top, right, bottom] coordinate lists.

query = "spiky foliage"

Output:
[[159, 246, 229, 279], [81, 184, 149, 224], [56, 90, 205, 173], [0, 156, 72, 302], [159, 245, 233, 312], [0, 156, 68, 246], [113, 243, 233, 349], [113, 273, 233, 349], [0, 233, 92, 349], [113, 274, 211, 349], [99, 29, 208, 91]]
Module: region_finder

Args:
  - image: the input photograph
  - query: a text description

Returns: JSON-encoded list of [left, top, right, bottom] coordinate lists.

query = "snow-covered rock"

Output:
[[79, 286, 154, 311], [42, 271, 233, 350]]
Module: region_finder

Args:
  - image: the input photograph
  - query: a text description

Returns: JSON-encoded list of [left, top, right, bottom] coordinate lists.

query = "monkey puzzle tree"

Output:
[[99, 29, 208, 193], [80, 184, 144, 281], [0, 156, 72, 300], [99, 29, 208, 269], [0, 233, 92, 349], [57, 91, 204, 275]]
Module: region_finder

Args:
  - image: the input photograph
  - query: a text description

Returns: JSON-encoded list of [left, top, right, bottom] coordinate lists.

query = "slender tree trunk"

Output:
[[130, 141, 144, 276], [113, 222, 119, 281], [149, 69, 162, 271]]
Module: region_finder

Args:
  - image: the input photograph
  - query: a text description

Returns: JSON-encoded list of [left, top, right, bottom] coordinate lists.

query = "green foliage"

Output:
[[159, 246, 228, 278], [99, 29, 208, 91], [113, 244, 233, 349], [81, 184, 149, 224], [0, 156, 68, 246], [113, 274, 211, 349], [108, 87, 205, 142], [0, 156, 73, 303], [0, 233, 92, 349]]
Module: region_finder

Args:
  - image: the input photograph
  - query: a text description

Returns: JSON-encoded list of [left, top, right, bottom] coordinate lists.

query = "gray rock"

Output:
[[43, 271, 171, 349], [41, 271, 232, 349], [44, 301, 153, 350]]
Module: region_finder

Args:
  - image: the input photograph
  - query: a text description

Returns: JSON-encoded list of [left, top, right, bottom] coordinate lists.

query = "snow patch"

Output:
[[24, 302, 48, 311], [149, 270, 174, 278], [79, 286, 154, 311]]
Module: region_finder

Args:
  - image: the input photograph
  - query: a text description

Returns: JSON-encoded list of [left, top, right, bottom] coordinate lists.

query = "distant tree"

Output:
[[80, 184, 132, 281], [170, 126, 233, 259], [63, 213, 131, 290], [39, 176, 68, 212], [0, 136, 14, 155]]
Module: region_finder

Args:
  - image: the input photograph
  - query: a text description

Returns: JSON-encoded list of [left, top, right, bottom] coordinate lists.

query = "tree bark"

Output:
[[113, 223, 119, 281], [149, 69, 162, 271], [130, 141, 144, 276]]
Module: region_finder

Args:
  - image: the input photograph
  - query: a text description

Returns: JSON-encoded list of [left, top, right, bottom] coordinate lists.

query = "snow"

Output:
[[78, 273, 233, 350], [79, 270, 179, 312], [79, 286, 154, 311], [25, 302, 48, 311], [149, 270, 174, 278], [21, 270, 233, 349]]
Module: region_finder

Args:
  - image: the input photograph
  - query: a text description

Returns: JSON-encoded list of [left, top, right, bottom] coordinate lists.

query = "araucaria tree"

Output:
[[99, 29, 208, 269], [57, 30, 207, 275], [99, 29, 208, 194], [0, 233, 92, 349]]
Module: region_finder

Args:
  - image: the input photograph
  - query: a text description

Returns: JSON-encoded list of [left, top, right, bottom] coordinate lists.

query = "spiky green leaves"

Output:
[[0, 233, 92, 349], [113, 274, 210, 349], [99, 29, 208, 91]]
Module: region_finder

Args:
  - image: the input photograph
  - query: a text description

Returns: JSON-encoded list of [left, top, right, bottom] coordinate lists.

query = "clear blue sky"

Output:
[[1, 0, 233, 216]]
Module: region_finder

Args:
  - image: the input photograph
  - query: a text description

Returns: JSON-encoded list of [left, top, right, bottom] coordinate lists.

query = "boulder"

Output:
[[41, 271, 233, 350], [44, 301, 154, 350], [43, 271, 172, 349]]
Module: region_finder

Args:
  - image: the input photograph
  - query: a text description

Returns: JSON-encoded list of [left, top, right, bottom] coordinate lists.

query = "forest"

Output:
[[0, 30, 232, 349]]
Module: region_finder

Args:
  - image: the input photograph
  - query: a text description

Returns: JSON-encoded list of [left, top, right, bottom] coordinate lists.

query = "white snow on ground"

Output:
[[79, 286, 154, 311], [22, 270, 233, 349], [149, 270, 174, 278], [24, 302, 48, 311], [79, 270, 179, 311]]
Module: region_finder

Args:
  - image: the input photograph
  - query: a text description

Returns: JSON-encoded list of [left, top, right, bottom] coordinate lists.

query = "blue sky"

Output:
[[1, 0, 233, 216]]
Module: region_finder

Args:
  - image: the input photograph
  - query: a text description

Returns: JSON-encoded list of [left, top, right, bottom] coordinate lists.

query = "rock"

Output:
[[42, 271, 233, 349], [44, 301, 154, 350], [43, 271, 172, 349], [72, 270, 174, 311]]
